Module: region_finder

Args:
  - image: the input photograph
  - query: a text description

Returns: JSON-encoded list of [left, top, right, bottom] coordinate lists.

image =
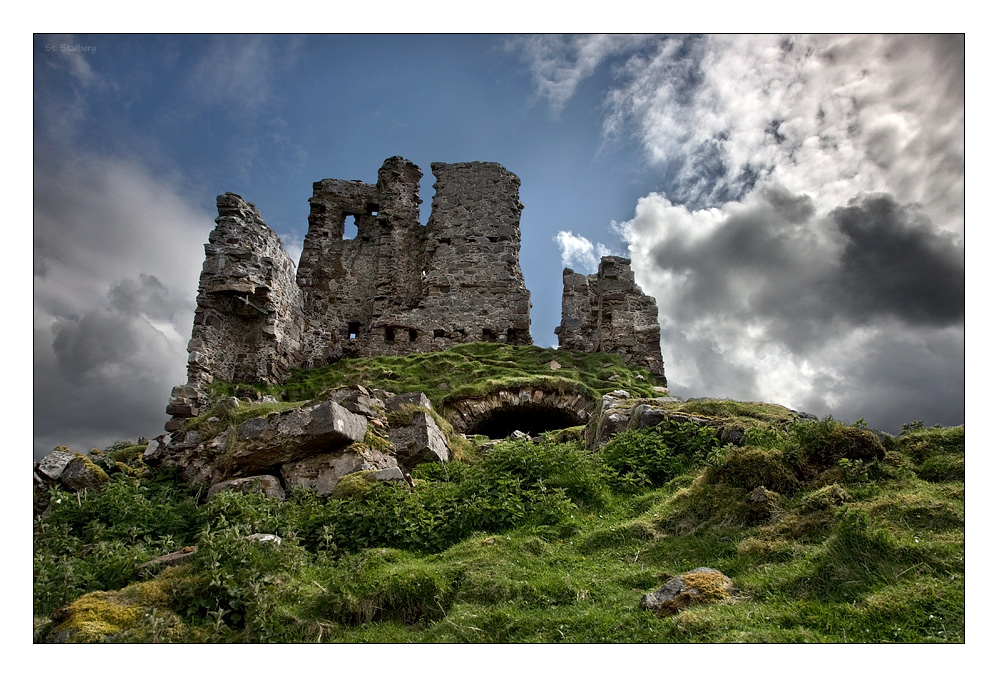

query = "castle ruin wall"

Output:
[[167, 158, 665, 432], [555, 256, 665, 380]]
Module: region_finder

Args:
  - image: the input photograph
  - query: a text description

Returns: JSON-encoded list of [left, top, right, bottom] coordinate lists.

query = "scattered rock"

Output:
[[746, 486, 782, 522], [388, 411, 450, 465], [36, 449, 76, 482], [641, 567, 734, 616], [247, 533, 282, 545], [630, 403, 666, 430], [59, 455, 110, 493], [549, 360, 560, 370], [207, 475, 286, 501]]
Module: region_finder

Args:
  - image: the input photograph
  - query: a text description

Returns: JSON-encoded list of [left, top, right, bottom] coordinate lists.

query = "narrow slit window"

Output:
[[385, 327, 395, 343], [348, 322, 360, 340], [408, 329, 418, 342]]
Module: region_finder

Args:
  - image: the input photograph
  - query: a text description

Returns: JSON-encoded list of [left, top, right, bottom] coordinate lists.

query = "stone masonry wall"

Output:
[[556, 256, 665, 380], [297, 157, 532, 362], [169, 157, 535, 428]]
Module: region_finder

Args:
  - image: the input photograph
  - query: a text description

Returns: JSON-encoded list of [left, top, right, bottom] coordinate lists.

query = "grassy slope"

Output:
[[33, 345, 964, 643]]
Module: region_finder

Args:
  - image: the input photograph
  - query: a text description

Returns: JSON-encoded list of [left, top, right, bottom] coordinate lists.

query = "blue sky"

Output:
[[33, 33, 967, 458]]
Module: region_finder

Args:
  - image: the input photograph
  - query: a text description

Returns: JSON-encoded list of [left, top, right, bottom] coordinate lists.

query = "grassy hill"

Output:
[[33, 344, 964, 643]]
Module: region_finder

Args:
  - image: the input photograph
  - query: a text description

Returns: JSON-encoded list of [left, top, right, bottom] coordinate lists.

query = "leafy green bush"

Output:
[[171, 527, 311, 637], [784, 417, 886, 476], [601, 420, 718, 490]]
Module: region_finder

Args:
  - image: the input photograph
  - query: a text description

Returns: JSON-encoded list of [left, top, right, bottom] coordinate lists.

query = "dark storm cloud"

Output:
[[619, 181, 963, 431], [33, 146, 210, 458], [51, 275, 190, 388], [643, 187, 961, 340], [829, 194, 965, 325]]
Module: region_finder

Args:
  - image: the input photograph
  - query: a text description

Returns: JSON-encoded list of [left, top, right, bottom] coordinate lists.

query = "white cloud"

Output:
[[554, 230, 618, 273], [605, 35, 965, 234], [512, 34, 655, 113]]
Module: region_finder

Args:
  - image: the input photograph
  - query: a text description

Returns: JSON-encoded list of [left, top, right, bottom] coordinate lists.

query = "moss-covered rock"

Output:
[[330, 470, 378, 499], [46, 575, 186, 643], [59, 454, 110, 492], [705, 445, 800, 494], [641, 567, 734, 616]]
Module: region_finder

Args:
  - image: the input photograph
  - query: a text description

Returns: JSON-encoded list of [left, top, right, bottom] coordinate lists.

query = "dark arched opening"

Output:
[[467, 404, 585, 439]]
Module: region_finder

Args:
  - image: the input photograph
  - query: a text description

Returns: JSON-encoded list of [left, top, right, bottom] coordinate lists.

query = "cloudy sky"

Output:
[[32, 33, 966, 459]]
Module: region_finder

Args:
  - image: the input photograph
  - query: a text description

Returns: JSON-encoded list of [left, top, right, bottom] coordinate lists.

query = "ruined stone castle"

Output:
[[166, 157, 664, 431]]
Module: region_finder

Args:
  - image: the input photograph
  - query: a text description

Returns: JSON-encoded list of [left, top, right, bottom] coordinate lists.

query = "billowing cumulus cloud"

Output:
[[526, 34, 965, 432]]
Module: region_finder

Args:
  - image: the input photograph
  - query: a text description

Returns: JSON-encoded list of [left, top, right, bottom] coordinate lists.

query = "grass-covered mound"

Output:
[[213, 342, 665, 412], [33, 346, 963, 643]]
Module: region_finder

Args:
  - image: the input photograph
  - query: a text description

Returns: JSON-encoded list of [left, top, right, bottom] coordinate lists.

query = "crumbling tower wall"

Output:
[[296, 157, 427, 364], [166, 193, 305, 430], [556, 256, 665, 380], [296, 157, 532, 362], [419, 161, 532, 346]]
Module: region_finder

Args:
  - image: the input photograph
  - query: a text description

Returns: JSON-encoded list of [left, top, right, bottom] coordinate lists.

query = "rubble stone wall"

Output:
[[556, 256, 665, 379]]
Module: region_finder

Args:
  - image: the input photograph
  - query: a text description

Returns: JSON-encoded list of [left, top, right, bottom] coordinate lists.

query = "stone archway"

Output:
[[445, 387, 597, 439]]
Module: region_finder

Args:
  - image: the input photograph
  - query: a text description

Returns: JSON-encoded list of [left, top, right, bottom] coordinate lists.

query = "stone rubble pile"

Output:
[[150, 386, 450, 499]]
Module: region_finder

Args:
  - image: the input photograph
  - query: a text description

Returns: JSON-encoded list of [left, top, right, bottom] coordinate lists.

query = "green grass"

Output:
[[270, 343, 665, 410], [33, 346, 964, 643]]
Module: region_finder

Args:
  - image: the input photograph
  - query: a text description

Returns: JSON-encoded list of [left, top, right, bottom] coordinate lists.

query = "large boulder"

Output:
[[59, 455, 110, 492], [36, 449, 76, 482], [232, 400, 368, 472]]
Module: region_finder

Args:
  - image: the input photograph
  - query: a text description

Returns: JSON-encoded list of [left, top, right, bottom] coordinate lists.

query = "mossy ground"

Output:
[[34, 347, 964, 644]]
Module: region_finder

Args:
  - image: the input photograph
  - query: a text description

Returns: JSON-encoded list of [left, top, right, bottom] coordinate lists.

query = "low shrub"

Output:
[[704, 445, 800, 494], [601, 420, 718, 490]]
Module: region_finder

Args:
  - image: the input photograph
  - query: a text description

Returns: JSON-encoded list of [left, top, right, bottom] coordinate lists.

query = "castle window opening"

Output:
[[434, 329, 445, 339], [348, 322, 360, 340], [384, 327, 395, 343], [482, 327, 495, 341], [408, 329, 418, 342], [343, 215, 359, 240]]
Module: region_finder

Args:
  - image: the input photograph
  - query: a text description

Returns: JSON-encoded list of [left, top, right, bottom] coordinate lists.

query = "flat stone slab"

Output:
[[231, 399, 368, 472]]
